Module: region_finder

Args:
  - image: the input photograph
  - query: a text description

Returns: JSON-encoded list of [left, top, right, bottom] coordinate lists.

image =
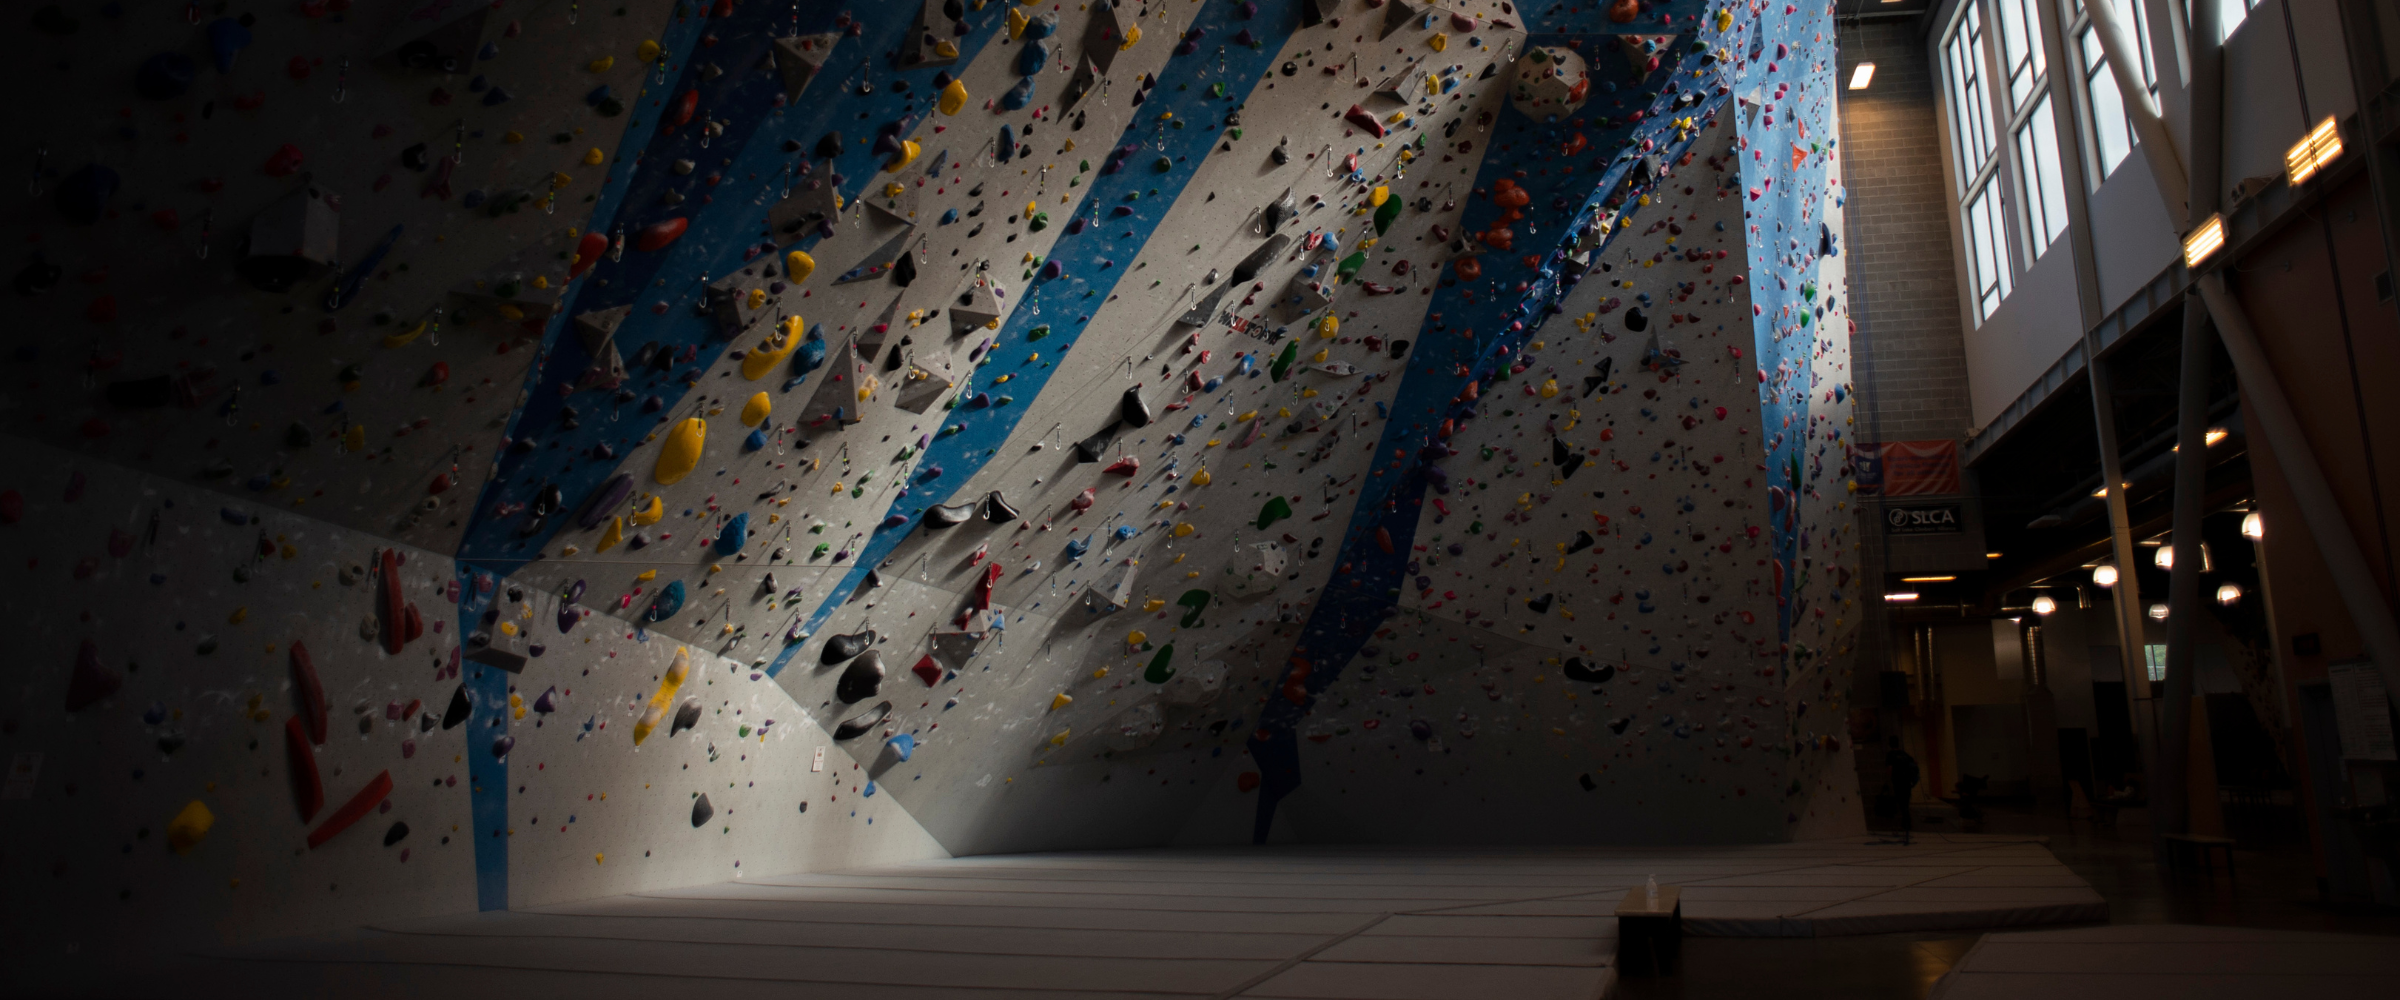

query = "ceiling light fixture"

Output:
[[2286, 116, 2343, 185], [2183, 214, 2226, 268], [1848, 62, 1876, 90]]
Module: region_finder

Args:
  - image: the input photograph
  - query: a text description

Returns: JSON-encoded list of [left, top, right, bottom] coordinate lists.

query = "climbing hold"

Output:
[[636, 218, 689, 251], [1050, 692, 1073, 711], [714, 512, 749, 556], [290, 641, 328, 745], [837, 650, 885, 704], [306, 770, 393, 849], [167, 800, 215, 854], [739, 391, 771, 427], [833, 701, 891, 740], [644, 581, 687, 623], [691, 793, 714, 827], [888, 733, 916, 761], [1145, 644, 1176, 683], [653, 417, 705, 484], [939, 78, 969, 115], [670, 697, 703, 737], [823, 630, 875, 664], [1256, 497, 1293, 529], [632, 646, 693, 745], [884, 140, 921, 172], [630, 494, 665, 525], [285, 717, 323, 822], [64, 637, 120, 712]]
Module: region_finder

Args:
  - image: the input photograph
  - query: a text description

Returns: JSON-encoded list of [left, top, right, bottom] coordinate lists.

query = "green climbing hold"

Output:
[[1335, 251, 1367, 278], [1373, 196, 1403, 236], [1270, 340, 1299, 382], [1027, 325, 1050, 341], [1028, 212, 1049, 232], [1176, 589, 1212, 628], [1145, 643, 1176, 683], [1256, 496, 1293, 529]]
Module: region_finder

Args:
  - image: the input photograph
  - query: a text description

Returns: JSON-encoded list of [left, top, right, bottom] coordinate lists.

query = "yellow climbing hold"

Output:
[[653, 417, 705, 484], [636, 569, 657, 582], [228, 607, 247, 625], [1173, 523, 1195, 537], [1050, 692, 1073, 711], [933, 39, 959, 59], [1126, 630, 1148, 646], [588, 55, 615, 73], [597, 516, 624, 552], [884, 140, 921, 172], [1317, 315, 1338, 338], [939, 78, 969, 116], [740, 392, 771, 427], [1049, 729, 1071, 746], [1121, 25, 1143, 49], [1369, 185, 1390, 207], [742, 315, 803, 381], [785, 250, 815, 285], [167, 800, 215, 854], [1716, 9, 1734, 31], [630, 494, 664, 525], [342, 424, 366, 452], [1007, 6, 1029, 37], [502, 131, 524, 144], [1142, 598, 1167, 612], [635, 40, 663, 63], [1539, 378, 1560, 398], [746, 287, 767, 310], [1430, 32, 1448, 52], [632, 646, 693, 746], [1191, 468, 1211, 486], [1311, 348, 1330, 363], [583, 148, 606, 165], [383, 320, 427, 348]]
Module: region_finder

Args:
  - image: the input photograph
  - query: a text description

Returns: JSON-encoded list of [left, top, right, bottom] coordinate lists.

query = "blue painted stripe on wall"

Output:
[[455, 563, 510, 910], [765, 0, 1307, 679], [456, 3, 1008, 568], [1242, 27, 1740, 840]]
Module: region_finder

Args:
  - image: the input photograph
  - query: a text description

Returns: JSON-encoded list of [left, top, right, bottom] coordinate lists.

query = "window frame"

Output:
[[2065, 0, 2160, 188], [2014, 93, 2071, 258]]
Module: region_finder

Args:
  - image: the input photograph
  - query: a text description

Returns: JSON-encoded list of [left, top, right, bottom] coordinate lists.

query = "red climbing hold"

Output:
[[1375, 527, 1394, 553], [422, 361, 450, 387], [911, 654, 941, 687], [1453, 256, 1482, 281], [1342, 104, 1385, 138], [428, 473, 452, 495], [291, 640, 328, 745], [306, 770, 392, 849], [286, 716, 324, 822], [636, 217, 689, 252], [262, 143, 304, 177], [1237, 772, 1261, 792], [378, 548, 406, 655], [569, 231, 608, 278], [670, 88, 699, 130]]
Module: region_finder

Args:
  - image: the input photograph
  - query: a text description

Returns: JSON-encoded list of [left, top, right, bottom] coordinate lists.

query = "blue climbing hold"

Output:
[[1000, 77, 1035, 111], [888, 733, 915, 761], [644, 580, 686, 622], [206, 18, 252, 73], [714, 513, 749, 556], [744, 427, 768, 451]]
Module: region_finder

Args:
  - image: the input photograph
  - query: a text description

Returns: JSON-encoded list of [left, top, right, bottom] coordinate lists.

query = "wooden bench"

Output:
[[1614, 885, 1681, 974], [2162, 833, 2237, 881]]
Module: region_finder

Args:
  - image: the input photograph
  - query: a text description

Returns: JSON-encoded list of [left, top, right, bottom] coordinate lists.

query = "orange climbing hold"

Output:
[[306, 770, 392, 849]]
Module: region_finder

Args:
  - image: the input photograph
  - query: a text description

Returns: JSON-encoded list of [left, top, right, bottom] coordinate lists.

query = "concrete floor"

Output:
[[1616, 802, 2400, 999], [89, 837, 2099, 1000]]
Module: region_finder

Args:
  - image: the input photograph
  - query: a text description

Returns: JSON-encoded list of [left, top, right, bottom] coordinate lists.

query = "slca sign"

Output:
[[1884, 503, 1963, 534]]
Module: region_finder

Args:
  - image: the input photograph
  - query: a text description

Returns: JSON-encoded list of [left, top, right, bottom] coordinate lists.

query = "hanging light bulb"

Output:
[[2154, 544, 2174, 569], [2242, 511, 2264, 539], [2092, 564, 2119, 588], [2031, 594, 2058, 616], [2216, 583, 2243, 606], [2147, 602, 2170, 620]]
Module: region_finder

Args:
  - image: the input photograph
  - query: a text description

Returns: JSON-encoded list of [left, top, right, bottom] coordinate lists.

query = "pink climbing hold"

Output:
[[636, 218, 689, 252], [569, 231, 608, 278]]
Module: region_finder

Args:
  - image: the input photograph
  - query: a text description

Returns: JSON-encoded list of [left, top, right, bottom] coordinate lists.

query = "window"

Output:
[[2016, 96, 2070, 255], [1946, 5, 1999, 185], [1965, 186, 2013, 316], [2143, 643, 2168, 682], [2189, 0, 2254, 44], [1996, 0, 2048, 109], [2070, 0, 2157, 185]]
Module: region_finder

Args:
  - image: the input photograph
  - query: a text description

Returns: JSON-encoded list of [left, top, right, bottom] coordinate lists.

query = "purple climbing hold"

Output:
[[491, 734, 514, 758]]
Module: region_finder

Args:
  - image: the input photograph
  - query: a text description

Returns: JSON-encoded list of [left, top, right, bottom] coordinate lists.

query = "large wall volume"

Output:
[[6, 0, 1859, 986]]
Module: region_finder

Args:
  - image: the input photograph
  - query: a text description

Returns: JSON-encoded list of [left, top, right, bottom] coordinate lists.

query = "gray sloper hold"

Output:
[[924, 501, 976, 527], [1178, 281, 1232, 327], [822, 629, 875, 665], [1119, 386, 1152, 427], [669, 697, 703, 736], [1230, 234, 1291, 284], [770, 31, 841, 101], [1261, 188, 1296, 233], [837, 649, 885, 704], [1073, 423, 1120, 463], [833, 701, 891, 740], [691, 793, 714, 827], [1380, 0, 1419, 40]]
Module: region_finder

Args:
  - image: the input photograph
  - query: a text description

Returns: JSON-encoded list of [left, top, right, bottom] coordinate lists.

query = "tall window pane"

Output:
[[1997, 0, 2048, 110], [1966, 185, 2014, 320], [2016, 96, 2070, 257], [2079, 24, 2133, 179], [1946, 5, 1998, 186]]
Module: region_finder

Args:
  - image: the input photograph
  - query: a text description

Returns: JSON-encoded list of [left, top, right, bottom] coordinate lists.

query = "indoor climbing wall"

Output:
[[10, 0, 1861, 978]]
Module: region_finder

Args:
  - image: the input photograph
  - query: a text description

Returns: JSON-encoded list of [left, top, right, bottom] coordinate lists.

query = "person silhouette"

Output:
[[1887, 737, 1921, 846]]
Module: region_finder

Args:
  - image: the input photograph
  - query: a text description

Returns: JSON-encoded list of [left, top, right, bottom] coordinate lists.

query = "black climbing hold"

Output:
[[834, 701, 891, 740], [1526, 593, 1555, 614], [981, 491, 1020, 523], [1119, 386, 1152, 427], [669, 697, 702, 737], [383, 821, 410, 846], [926, 501, 976, 528], [691, 793, 714, 827], [1563, 658, 1616, 685], [441, 685, 471, 729], [836, 650, 885, 704], [1073, 423, 1120, 463], [821, 629, 875, 665], [815, 132, 842, 158]]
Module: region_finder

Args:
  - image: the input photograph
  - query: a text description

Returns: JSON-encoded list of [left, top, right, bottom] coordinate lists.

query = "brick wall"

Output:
[[1839, 17, 1974, 445]]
